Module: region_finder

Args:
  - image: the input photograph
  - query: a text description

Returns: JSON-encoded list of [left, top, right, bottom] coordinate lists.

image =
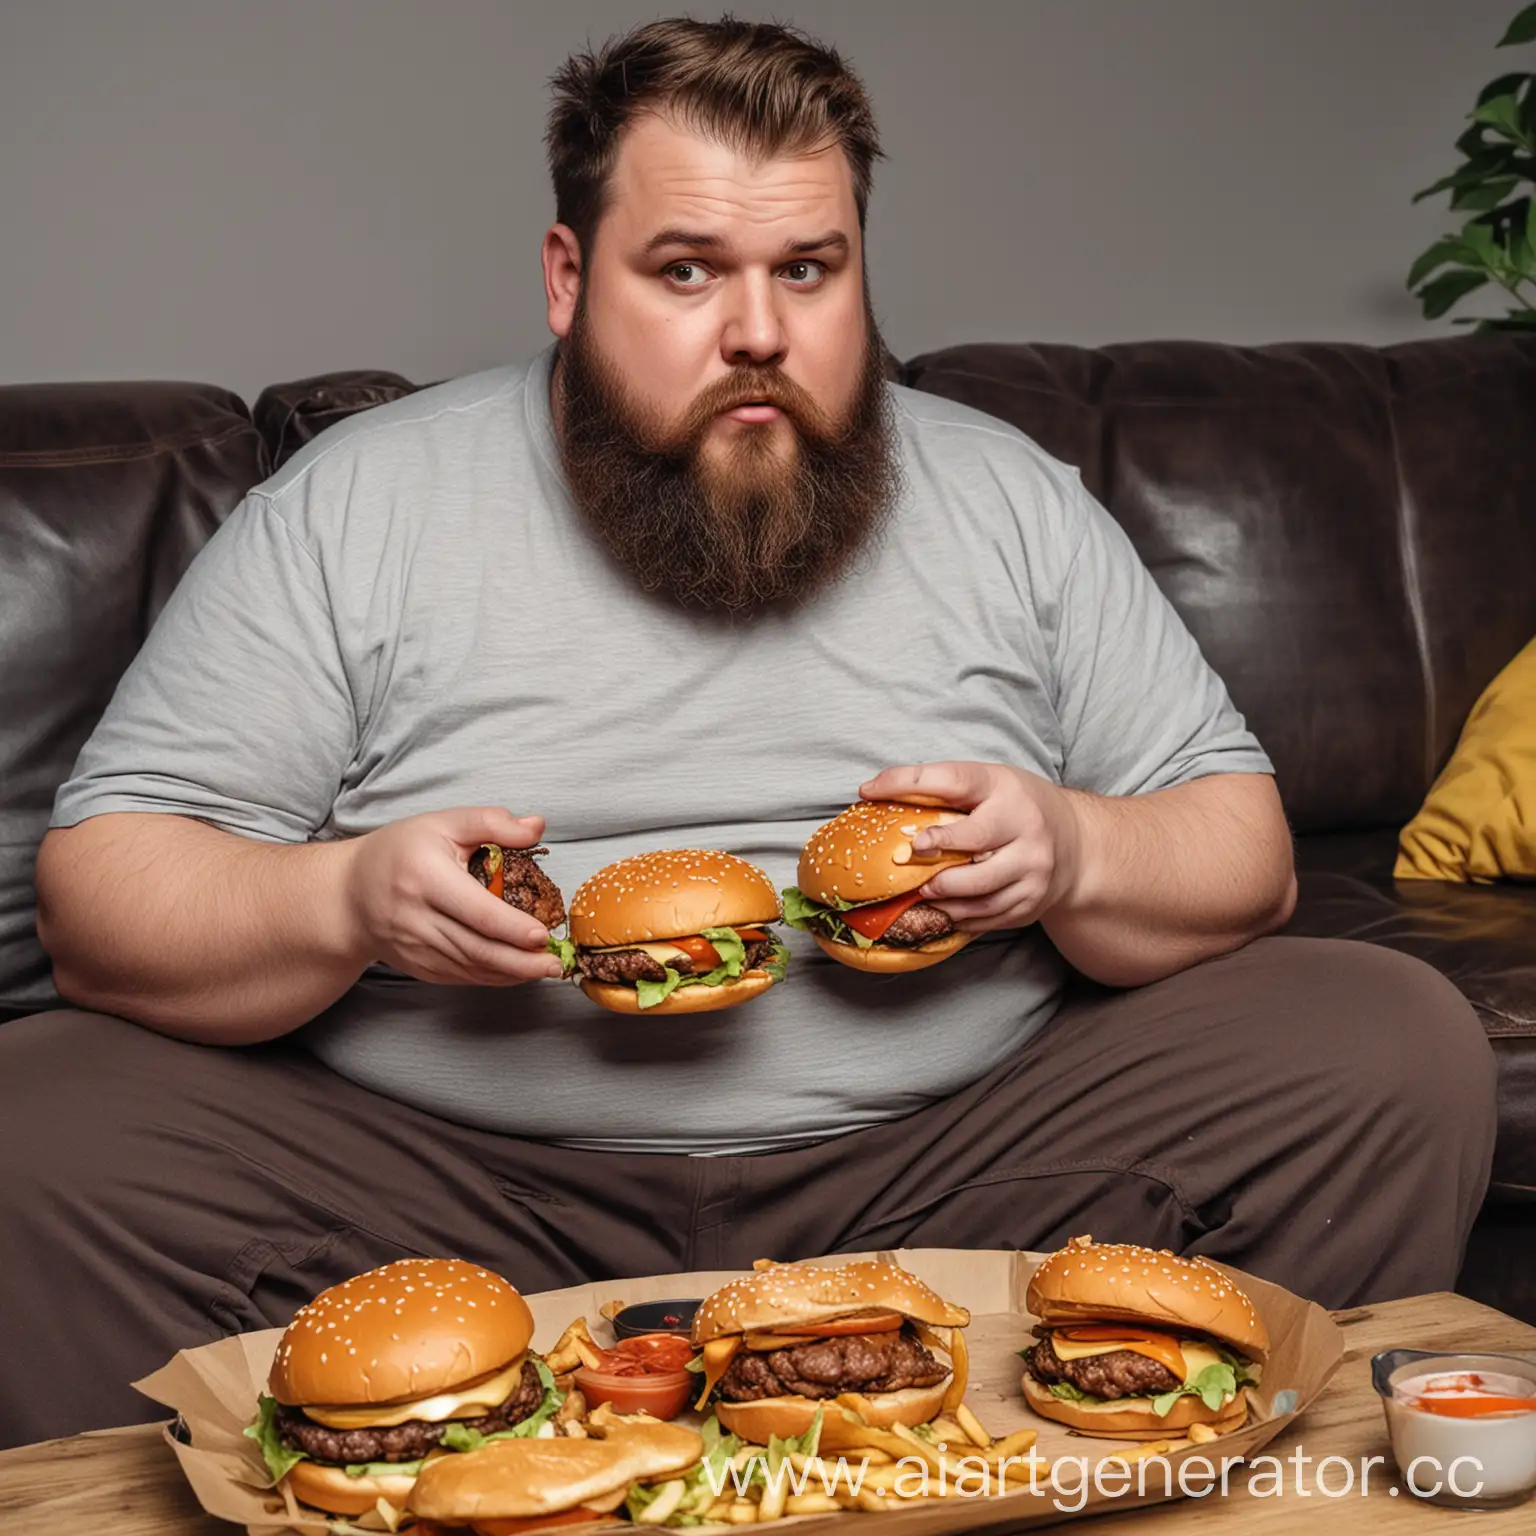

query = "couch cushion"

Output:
[[1288, 829, 1536, 1035], [1287, 829, 1536, 1199], [253, 370, 418, 472], [901, 338, 1536, 835], [0, 383, 265, 1020], [1396, 634, 1536, 883]]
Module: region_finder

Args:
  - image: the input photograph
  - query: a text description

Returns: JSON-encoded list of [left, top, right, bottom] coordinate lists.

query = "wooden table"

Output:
[[3, 1291, 1533, 1535]]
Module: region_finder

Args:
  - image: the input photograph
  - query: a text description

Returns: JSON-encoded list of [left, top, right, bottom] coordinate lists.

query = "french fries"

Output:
[[954, 1403, 992, 1449], [637, 1394, 1058, 1525], [784, 1493, 842, 1515], [1099, 1439, 1174, 1468], [543, 1316, 601, 1375]]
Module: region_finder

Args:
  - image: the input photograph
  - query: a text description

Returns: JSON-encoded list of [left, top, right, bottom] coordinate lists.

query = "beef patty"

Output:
[[578, 937, 777, 986], [276, 1357, 545, 1464], [715, 1329, 948, 1402], [469, 846, 567, 930], [1025, 1335, 1182, 1399], [879, 903, 956, 948]]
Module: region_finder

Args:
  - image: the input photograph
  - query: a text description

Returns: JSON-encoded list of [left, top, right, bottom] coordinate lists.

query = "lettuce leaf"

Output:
[[766, 1403, 824, 1474], [440, 1359, 563, 1450], [241, 1359, 563, 1486], [546, 934, 578, 974], [636, 968, 687, 1009], [1047, 1381, 1090, 1403], [779, 886, 874, 948], [244, 1395, 309, 1484], [699, 927, 747, 975], [760, 942, 791, 983], [633, 927, 784, 1009], [627, 1414, 747, 1526], [1150, 1357, 1259, 1417]]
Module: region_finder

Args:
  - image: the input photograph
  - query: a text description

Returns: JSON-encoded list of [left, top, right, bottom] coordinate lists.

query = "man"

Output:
[[5, 17, 1493, 1447]]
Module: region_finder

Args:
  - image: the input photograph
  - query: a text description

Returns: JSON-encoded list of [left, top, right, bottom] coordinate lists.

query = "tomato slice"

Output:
[[793, 1309, 905, 1337], [841, 891, 928, 941], [735, 927, 770, 942], [671, 935, 722, 970]]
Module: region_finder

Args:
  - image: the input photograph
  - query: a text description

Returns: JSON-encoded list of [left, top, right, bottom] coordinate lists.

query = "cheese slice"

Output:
[[1047, 1330, 1225, 1384], [588, 941, 693, 964], [743, 1332, 821, 1350], [694, 1337, 742, 1410], [302, 1354, 528, 1429]]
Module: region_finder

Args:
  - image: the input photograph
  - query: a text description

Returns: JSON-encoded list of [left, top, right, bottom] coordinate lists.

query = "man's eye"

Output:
[[781, 260, 826, 286], [665, 263, 710, 287]]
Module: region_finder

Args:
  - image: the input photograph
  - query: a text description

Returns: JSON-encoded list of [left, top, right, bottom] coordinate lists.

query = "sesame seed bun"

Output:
[[407, 1422, 704, 1523], [1026, 1241, 1270, 1361], [1020, 1372, 1250, 1439], [692, 1260, 970, 1344], [570, 850, 780, 949], [796, 802, 971, 908], [268, 1258, 535, 1408], [717, 1383, 950, 1448], [579, 969, 777, 1016], [810, 931, 974, 972]]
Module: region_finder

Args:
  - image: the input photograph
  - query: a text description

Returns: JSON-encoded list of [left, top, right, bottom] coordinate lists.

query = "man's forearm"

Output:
[[36, 814, 366, 1045], [1043, 775, 1296, 987]]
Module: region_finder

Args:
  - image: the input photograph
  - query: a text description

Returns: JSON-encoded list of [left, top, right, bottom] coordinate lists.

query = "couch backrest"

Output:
[[4, 339, 1532, 1015], [0, 383, 266, 1018], [903, 336, 1536, 834]]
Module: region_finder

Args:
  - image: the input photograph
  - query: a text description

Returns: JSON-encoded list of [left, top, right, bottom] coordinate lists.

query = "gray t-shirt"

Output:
[[52, 348, 1271, 1153]]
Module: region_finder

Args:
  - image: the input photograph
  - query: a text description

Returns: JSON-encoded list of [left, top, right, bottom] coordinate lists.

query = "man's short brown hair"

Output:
[[546, 16, 882, 254]]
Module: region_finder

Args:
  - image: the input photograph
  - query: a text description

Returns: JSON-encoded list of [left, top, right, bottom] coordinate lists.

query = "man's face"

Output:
[[548, 114, 900, 610]]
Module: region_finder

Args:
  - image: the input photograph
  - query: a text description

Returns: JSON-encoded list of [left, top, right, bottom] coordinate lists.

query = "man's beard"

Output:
[[556, 308, 901, 612]]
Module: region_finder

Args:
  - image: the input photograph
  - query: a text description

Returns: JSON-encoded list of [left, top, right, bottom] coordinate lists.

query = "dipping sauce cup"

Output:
[[1372, 1349, 1536, 1509], [573, 1330, 698, 1422]]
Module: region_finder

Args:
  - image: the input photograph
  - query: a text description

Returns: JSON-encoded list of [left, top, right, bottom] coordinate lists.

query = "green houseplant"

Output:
[[1408, 2, 1536, 329]]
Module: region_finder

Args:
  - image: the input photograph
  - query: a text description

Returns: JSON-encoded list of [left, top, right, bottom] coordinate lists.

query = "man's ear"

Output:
[[543, 224, 583, 338]]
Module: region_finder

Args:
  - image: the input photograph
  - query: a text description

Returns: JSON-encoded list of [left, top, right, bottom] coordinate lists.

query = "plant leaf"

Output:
[[1498, 2, 1536, 47], [1478, 71, 1533, 106], [1414, 151, 1520, 203], [1461, 220, 1503, 260], [1406, 237, 1470, 289], [1416, 268, 1490, 319], [1473, 94, 1526, 141], [1453, 175, 1522, 211]]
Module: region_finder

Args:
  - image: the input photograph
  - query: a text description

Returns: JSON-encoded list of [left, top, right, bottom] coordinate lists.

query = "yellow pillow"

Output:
[[1396, 635, 1536, 882]]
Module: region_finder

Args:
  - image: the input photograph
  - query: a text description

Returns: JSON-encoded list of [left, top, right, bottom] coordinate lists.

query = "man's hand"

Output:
[[343, 807, 565, 986], [859, 762, 1082, 932]]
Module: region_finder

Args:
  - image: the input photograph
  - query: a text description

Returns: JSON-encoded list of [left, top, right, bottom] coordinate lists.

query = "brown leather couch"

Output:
[[4, 337, 1534, 1318]]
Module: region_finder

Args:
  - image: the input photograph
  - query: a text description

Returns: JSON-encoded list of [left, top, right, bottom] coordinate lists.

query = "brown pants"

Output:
[[0, 937, 1495, 1447]]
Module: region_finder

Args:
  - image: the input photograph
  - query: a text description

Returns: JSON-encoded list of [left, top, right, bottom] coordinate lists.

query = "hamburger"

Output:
[[782, 801, 973, 972], [1020, 1238, 1268, 1438], [556, 849, 789, 1015], [407, 1417, 704, 1535], [469, 844, 567, 930], [245, 1258, 562, 1517], [690, 1260, 972, 1449]]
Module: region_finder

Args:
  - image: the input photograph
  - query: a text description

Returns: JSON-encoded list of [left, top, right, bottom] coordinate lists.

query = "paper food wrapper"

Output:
[[134, 1247, 1343, 1535]]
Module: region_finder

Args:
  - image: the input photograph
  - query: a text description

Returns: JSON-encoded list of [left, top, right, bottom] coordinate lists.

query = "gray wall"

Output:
[[0, 0, 1518, 401]]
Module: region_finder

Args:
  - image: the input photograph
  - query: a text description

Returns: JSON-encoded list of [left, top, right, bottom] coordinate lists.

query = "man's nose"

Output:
[[719, 271, 786, 367]]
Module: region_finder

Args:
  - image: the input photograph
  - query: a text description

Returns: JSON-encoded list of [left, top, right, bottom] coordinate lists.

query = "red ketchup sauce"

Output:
[[573, 1332, 697, 1420], [1405, 1371, 1536, 1418]]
